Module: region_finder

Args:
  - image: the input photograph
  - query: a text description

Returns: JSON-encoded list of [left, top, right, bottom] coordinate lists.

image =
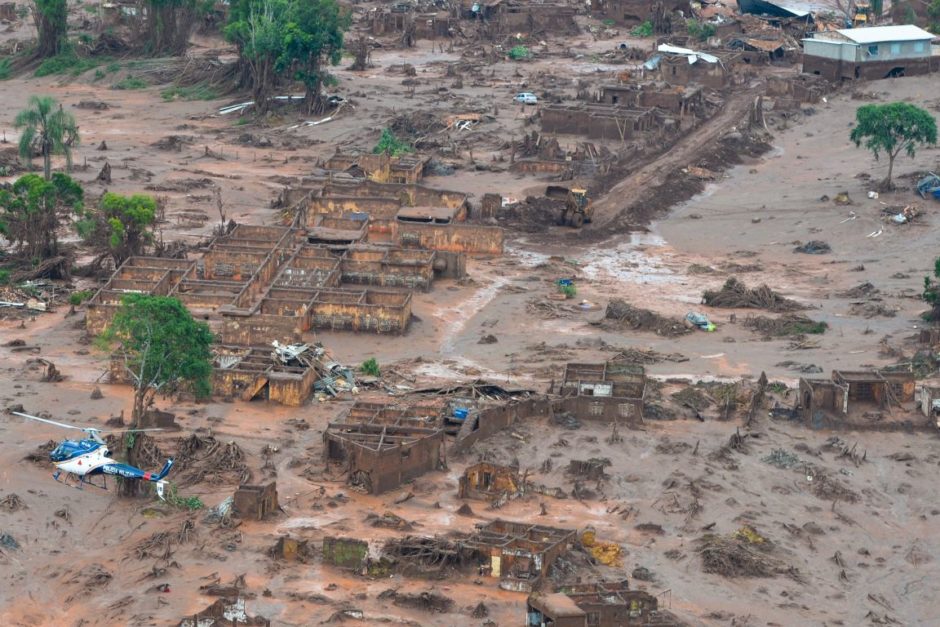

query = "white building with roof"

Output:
[[802, 24, 937, 81]]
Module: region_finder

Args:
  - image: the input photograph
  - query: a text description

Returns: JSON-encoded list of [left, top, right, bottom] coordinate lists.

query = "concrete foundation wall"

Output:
[[369, 220, 503, 256], [268, 369, 318, 406], [560, 395, 643, 423], [802, 54, 935, 81], [308, 289, 411, 334], [453, 398, 553, 453], [219, 313, 304, 345]]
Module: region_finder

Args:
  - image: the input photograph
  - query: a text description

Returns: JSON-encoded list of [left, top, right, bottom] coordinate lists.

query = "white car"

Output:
[[513, 92, 538, 105]]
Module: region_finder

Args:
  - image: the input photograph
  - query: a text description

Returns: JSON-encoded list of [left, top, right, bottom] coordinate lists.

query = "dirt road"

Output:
[[588, 81, 766, 232]]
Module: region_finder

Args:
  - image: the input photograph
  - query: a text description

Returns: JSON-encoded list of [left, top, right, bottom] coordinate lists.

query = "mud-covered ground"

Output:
[[2, 5, 940, 626]]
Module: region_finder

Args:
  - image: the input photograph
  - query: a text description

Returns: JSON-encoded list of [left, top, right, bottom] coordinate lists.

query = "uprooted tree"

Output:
[[850, 102, 937, 189], [32, 0, 68, 59], [225, 0, 350, 115], [76, 192, 157, 267], [100, 295, 213, 495], [0, 173, 83, 261], [15, 95, 80, 181]]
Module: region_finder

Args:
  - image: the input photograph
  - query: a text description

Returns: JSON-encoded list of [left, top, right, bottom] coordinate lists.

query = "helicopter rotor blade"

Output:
[[94, 428, 166, 435], [11, 412, 86, 431]]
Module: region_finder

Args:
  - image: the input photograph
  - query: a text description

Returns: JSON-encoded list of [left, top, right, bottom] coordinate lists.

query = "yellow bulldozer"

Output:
[[546, 185, 592, 228], [852, 0, 871, 27]]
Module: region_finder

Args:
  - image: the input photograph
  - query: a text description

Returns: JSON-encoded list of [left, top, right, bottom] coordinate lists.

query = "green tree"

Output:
[[282, 0, 350, 114], [929, 0, 940, 33], [850, 102, 937, 189], [76, 192, 157, 266], [101, 295, 213, 494], [224, 0, 285, 114], [15, 95, 80, 181], [225, 0, 350, 115], [0, 173, 83, 260], [33, 0, 68, 58]]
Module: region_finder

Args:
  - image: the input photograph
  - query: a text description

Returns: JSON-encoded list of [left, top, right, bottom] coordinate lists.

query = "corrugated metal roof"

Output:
[[834, 25, 935, 44], [657, 44, 719, 64]]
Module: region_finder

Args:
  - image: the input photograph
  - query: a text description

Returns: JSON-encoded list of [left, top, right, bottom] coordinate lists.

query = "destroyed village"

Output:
[[3, 0, 940, 626]]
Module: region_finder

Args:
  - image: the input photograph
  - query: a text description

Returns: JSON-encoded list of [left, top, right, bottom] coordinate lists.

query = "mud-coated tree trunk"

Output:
[[42, 138, 51, 181], [120, 386, 149, 497], [33, 0, 67, 59]]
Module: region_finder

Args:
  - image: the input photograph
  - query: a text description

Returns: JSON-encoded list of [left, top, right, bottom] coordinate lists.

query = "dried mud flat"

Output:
[[2, 8, 940, 627]]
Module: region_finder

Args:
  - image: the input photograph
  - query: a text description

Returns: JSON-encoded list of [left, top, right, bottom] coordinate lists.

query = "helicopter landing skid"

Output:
[[54, 471, 107, 492]]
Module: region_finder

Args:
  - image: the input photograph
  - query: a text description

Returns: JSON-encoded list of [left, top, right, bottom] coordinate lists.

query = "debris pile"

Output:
[[743, 314, 827, 337], [793, 240, 831, 255], [702, 278, 804, 312], [0, 493, 26, 512], [377, 589, 454, 613], [174, 435, 251, 486], [762, 448, 800, 469], [602, 299, 691, 336], [697, 526, 791, 579]]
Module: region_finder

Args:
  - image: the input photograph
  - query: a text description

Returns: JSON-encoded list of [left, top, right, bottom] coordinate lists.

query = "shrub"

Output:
[[360, 357, 381, 377], [0, 269, 10, 285], [0, 58, 10, 81], [373, 129, 413, 156], [508, 45, 530, 60], [686, 20, 716, 41], [630, 20, 653, 37], [35, 51, 101, 77], [69, 289, 93, 306], [164, 485, 204, 510], [112, 76, 148, 90], [559, 283, 577, 298]]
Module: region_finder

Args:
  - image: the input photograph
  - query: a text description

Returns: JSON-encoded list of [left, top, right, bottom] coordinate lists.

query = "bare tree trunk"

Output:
[[885, 152, 897, 189]]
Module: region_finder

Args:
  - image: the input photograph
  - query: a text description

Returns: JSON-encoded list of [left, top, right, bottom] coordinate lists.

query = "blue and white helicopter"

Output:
[[14, 411, 174, 499]]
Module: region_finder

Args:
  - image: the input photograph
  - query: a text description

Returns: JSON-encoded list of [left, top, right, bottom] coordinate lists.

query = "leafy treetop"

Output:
[[850, 102, 937, 187]]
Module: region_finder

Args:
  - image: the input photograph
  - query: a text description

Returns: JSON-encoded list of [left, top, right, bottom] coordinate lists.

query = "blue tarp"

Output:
[[916, 173, 940, 201]]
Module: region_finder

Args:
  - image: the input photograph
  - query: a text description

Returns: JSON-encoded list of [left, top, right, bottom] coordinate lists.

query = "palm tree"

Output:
[[15, 95, 80, 181]]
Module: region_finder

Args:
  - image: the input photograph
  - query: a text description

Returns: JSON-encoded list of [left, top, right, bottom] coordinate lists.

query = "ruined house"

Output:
[[798, 370, 918, 429], [458, 462, 524, 503], [655, 46, 739, 90], [233, 482, 279, 520], [369, 6, 454, 40], [323, 150, 430, 185], [590, 0, 692, 26], [541, 104, 657, 141], [599, 83, 705, 117], [323, 402, 446, 494], [305, 180, 502, 259], [527, 581, 683, 626], [802, 25, 937, 81], [463, 0, 578, 35], [322, 536, 370, 570], [558, 361, 647, 424], [87, 222, 431, 345], [463, 519, 576, 592]]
